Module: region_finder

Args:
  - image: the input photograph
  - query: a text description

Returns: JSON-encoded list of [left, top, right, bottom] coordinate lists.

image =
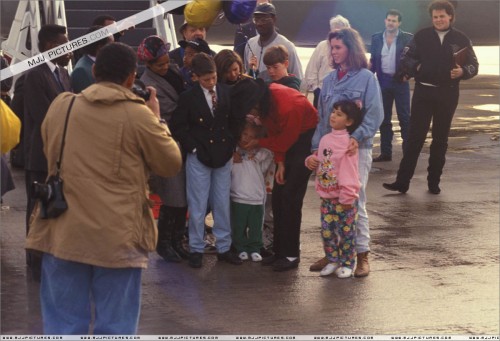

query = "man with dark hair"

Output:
[[383, 0, 478, 195], [71, 25, 114, 93], [244, 2, 303, 82], [370, 9, 413, 162], [233, 0, 272, 60], [26, 42, 182, 334], [92, 14, 127, 42], [23, 24, 72, 281]]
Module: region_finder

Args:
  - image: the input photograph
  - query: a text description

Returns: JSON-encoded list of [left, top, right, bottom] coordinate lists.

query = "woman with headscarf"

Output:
[[137, 35, 188, 262]]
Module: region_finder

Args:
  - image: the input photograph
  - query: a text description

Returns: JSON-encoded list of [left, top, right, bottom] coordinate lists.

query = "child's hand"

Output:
[[233, 151, 243, 163], [305, 153, 319, 170], [275, 162, 286, 185], [248, 151, 256, 160]]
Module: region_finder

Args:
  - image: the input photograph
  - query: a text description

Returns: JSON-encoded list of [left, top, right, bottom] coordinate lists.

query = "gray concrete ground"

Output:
[[1, 75, 499, 336]]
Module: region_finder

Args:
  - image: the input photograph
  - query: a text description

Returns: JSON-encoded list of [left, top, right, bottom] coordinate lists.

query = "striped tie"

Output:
[[209, 88, 217, 114]]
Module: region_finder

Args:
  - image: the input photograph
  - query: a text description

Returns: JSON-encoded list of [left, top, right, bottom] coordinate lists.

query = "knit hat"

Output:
[[178, 38, 211, 55], [230, 78, 270, 121], [137, 35, 171, 62]]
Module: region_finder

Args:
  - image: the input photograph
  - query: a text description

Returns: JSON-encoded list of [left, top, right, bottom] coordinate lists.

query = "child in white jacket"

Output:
[[305, 100, 363, 278], [231, 122, 274, 262]]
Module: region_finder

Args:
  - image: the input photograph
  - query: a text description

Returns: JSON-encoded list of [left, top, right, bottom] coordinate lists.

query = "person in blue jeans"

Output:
[[170, 53, 243, 268], [370, 9, 413, 162], [25, 43, 182, 334], [308, 28, 383, 277]]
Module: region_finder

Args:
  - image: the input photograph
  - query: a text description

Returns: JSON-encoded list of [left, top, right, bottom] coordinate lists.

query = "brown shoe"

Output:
[[354, 252, 370, 277], [309, 257, 329, 272]]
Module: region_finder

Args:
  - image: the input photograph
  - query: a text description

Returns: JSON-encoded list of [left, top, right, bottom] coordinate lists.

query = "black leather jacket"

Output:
[[397, 26, 479, 86]]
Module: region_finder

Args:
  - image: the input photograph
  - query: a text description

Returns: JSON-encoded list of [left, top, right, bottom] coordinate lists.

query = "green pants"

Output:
[[231, 201, 264, 253]]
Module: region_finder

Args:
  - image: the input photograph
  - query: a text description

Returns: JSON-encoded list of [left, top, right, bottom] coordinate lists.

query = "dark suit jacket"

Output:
[[370, 29, 413, 78], [170, 83, 237, 168], [24, 63, 71, 171], [70, 54, 95, 93]]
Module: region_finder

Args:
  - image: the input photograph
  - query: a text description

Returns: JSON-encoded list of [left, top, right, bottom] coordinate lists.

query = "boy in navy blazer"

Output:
[[171, 53, 242, 268]]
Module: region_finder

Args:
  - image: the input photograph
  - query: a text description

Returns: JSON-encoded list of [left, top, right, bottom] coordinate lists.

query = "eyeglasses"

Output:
[[252, 16, 274, 24]]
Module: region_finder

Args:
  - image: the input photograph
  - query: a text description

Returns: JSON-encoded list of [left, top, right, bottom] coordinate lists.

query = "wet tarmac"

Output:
[[1, 75, 499, 336]]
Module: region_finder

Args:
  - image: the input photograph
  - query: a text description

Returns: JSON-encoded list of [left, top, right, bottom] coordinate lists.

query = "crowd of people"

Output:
[[0, 0, 479, 335]]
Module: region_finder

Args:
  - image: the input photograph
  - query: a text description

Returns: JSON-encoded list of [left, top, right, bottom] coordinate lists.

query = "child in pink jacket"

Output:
[[305, 100, 363, 278]]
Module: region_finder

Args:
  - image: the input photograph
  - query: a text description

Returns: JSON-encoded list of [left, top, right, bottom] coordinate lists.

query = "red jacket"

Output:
[[259, 83, 318, 162]]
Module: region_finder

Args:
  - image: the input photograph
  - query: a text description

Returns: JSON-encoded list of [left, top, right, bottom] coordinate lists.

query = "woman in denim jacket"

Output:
[[307, 28, 383, 277]]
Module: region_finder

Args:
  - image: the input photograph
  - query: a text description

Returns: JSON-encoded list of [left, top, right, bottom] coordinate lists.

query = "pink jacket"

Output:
[[306, 129, 360, 205]]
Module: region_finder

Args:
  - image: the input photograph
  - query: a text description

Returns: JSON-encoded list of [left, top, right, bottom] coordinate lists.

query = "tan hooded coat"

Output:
[[25, 82, 182, 269]]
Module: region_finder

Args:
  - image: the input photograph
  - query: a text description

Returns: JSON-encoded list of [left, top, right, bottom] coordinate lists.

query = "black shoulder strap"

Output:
[[56, 96, 76, 176]]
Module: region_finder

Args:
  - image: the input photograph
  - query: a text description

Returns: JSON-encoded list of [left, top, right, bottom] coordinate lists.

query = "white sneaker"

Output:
[[238, 252, 249, 261], [250, 252, 262, 262], [320, 263, 339, 276], [335, 266, 353, 278]]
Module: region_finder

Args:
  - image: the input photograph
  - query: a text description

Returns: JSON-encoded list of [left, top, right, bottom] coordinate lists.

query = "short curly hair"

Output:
[[94, 43, 137, 84]]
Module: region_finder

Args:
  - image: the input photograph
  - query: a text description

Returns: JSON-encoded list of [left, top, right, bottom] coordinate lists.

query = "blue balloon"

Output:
[[223, 0, 257, 24]]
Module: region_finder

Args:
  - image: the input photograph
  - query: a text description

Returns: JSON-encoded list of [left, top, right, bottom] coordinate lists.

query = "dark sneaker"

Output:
[[188, 252, 203, 268], [217, 251, 243, 265], [273, 258, 300, 272]]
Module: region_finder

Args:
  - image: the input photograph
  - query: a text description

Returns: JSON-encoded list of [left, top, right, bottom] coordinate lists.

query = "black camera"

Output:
[[32, 175, 68, 219], [131, 80, 151, 101]]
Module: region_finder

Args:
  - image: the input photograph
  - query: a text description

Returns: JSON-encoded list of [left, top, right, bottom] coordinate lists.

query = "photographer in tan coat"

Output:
[[25, 43, 182, 335]]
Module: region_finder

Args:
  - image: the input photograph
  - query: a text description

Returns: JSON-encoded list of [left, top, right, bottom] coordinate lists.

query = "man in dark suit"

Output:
[[24, 24, 72, 281], [370, 9, 413, 162], [170, 53, 242, 269]]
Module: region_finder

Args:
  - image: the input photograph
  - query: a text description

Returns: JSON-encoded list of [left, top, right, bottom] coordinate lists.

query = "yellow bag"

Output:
[[0, 99, 21, 154], [184, 0, 222, 28]]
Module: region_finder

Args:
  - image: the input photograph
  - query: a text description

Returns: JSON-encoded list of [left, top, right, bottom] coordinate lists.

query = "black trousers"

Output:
[[396, 83, 459, 186], [272, 129, 315, 258]]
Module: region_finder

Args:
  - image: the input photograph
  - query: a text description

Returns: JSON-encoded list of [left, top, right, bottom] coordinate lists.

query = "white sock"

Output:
[[286, 257, 298, 262]]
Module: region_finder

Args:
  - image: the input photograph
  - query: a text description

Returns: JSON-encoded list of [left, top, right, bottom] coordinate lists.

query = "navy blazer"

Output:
[[370, 29, 413, 78], [24, 63, 71, 172], [170, 82, 237, 168]]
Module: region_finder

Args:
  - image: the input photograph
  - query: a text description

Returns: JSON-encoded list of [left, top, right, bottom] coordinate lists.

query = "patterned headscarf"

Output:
[[137, 35, 171, 62]]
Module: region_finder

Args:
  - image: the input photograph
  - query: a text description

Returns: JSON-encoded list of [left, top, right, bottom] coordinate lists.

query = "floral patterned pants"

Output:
[[320, 198, 358, 269]]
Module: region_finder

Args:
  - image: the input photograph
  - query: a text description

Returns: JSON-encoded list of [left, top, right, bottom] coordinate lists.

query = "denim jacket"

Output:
[[312, 68, 383, 150]]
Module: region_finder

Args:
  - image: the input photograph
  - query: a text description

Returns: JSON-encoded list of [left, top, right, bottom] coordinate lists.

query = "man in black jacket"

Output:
[[370, 9, 413, 162], [24, 24, 72, 281], [383, 0, 478, 195]]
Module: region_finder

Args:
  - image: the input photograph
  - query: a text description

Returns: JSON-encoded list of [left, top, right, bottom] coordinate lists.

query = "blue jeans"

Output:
[[378, 74, 410, 156], [356, 147, 372, 254], [186, 153, 232, 253], [41, 253, 142, 335]]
